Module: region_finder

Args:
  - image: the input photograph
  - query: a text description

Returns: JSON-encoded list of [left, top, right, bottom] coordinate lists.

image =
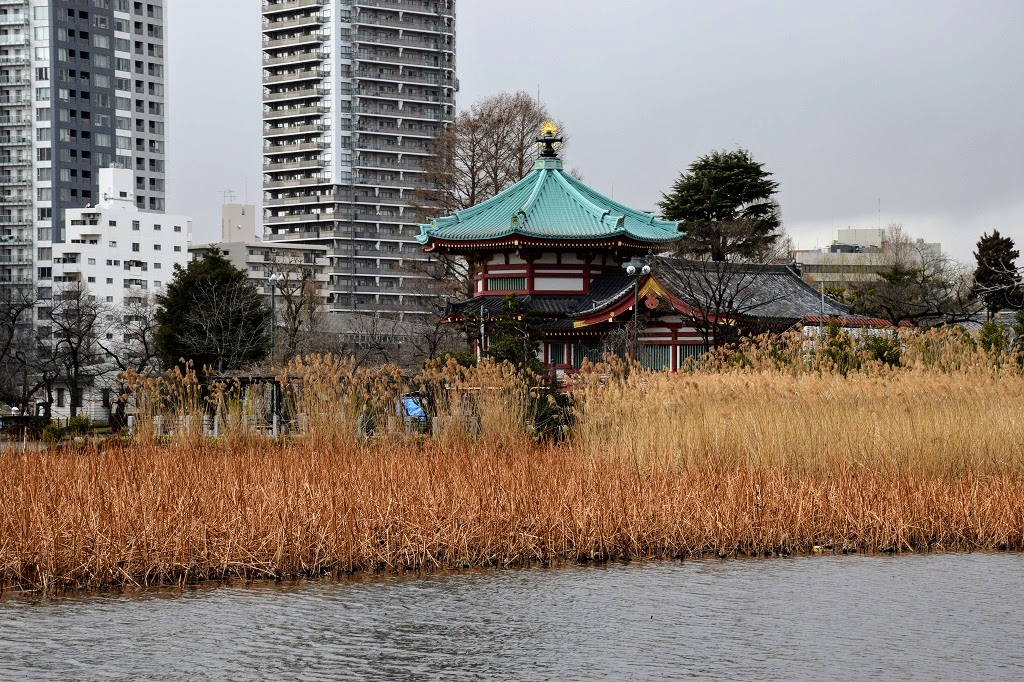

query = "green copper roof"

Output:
[[416, 156, 681, 246]]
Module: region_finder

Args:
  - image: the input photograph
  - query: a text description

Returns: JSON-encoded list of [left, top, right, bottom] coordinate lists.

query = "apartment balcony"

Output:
[[262, 12, 325, 34], [262, 67, 326, 85], [0, 177, 28, 186], [0, 97, 30, 107], [0, 15, 28, 27], [0, 35, 29, 47], [0, 195, 29, 205], [354, 123, 438, 139], [263, 0, 324, 16], [264, 157, 326, 172], [0, 76, 28, 86], [351, 13, 445, 33], [0, 116, 30, 126], [356, 51, 444, 69], [264, 212, 333, 225], [0, 233, 31, 246], [265, 191, 354, 207], [0, 254, 32, 265], [353, 0, 455, 18], [264, 85, 326, 103], [262, 50, 328, 68], [264, 122, 327, 139], [263, 31, 326, 51], [264, 176, 327, 189], [353, 69, 443, 86], [263, 104, 326, 121], [264, 140, 326, 156], [354, 157, 422, 172], [353, 32, 453, 52], [0, 56, 30, 67], [359, 89, 453, 106], [0, 158, 30, 167]]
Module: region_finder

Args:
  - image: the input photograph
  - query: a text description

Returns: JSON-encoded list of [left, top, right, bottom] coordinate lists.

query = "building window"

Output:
[[132, 243, 140, 252], [56, 389, 65, 408], [549, 343, 566, 365], [487, 277, 526, 291]]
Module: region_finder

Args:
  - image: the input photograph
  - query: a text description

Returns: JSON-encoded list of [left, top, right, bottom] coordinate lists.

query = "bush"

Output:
[[66, 415, 93, 437], [979, 320, 1009, 355], [862, 334, 902, 367], [820, 320, 859, 376], [41, 423, 66, 446]]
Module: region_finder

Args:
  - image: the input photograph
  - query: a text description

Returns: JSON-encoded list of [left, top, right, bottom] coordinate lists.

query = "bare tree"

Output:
[[0, 284, 40, 411], [406, 91, 563, 302], [851, 224, 975, 326], [100, 294, 161, 428], [656, 219, 792, 348], [266, 252, 330, 363], [411, 91, 559, 219], [46, 281, 110, 418]]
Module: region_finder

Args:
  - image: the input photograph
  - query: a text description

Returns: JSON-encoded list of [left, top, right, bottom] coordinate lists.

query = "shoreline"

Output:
[[3, 548, 1021, 602]]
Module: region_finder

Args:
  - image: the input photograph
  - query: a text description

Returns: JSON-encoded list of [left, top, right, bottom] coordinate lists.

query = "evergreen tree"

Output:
[[973, 230, 1022, 319], [486, 294, 544, 373], [659, 149, 781, 261], [155, 249, 270, 373]]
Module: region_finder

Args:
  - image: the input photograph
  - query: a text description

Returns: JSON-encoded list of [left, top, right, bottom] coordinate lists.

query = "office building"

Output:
[[794, 228, 942, 290], [0, 0, 167, 294], [260, 0, 456, 318]]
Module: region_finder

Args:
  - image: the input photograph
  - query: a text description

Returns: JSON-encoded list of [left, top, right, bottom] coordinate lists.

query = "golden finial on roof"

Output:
[[540, 121, 558, 136]]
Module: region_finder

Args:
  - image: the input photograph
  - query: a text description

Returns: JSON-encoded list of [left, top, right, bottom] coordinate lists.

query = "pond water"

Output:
[[1, 553, 1022, 680]]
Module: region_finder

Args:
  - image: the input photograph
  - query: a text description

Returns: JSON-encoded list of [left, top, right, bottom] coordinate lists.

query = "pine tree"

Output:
[[486, 294, 544, 373], [658, 149, 781, 262], [973, 230, 1021, 319]]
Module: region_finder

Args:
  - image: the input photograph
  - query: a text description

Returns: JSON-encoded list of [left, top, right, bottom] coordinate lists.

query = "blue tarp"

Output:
[[401, 397, 426, 422]]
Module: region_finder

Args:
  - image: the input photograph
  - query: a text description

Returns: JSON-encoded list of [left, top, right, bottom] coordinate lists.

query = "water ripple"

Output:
[[1, 554, 1022, 680]]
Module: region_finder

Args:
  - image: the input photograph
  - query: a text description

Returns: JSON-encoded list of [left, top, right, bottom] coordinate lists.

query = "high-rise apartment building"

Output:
[[0, 0, 167, 293], [261, 0, 456, 319]]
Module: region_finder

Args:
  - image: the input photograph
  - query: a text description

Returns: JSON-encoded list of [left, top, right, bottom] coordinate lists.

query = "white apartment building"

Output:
[[0, 0, 167, 306], [43, 166, 188, 421], [54, 166, 187, 305], [261, 0, 456, 319]]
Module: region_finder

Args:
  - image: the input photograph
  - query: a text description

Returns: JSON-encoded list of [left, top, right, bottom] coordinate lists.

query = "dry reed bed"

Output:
[[2, 368, 1024, 593]]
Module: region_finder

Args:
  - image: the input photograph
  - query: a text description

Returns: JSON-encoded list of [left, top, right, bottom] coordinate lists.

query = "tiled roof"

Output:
[[447, 258, 896, 329], [652, 257, 855, 321], [417, 157, 681, 246]]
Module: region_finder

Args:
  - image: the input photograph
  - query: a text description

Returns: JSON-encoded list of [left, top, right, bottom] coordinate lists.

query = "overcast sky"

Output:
[[167, 0, 1024, 261]]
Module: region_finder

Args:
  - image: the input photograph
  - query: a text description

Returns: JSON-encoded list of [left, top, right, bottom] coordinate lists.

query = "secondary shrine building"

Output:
[[416, 125, 894, 373]]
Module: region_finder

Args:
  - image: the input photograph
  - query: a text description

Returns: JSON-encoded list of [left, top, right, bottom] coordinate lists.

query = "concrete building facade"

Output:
[[190, 203, 330, 311], [260, 0, 456, 319], [794, 228, 943, 290], [0, 0, 167, 304], [54, 166, 187, 305]]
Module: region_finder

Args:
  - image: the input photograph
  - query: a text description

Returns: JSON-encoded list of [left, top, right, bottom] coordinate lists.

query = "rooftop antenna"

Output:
[[878, 197, 881, 229], [223, 189, 236, 205]]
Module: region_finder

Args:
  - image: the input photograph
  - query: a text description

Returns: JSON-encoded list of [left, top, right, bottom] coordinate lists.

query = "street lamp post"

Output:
[[268, 273, 284, 365], [624, 262, 651, 363]]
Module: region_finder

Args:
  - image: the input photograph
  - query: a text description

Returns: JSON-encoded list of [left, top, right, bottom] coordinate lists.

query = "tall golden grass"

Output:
[[2, 328, 1023, 593]]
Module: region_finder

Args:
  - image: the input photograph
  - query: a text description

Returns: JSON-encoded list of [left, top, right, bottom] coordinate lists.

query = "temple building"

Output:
[[416, 125, 895, 372]]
